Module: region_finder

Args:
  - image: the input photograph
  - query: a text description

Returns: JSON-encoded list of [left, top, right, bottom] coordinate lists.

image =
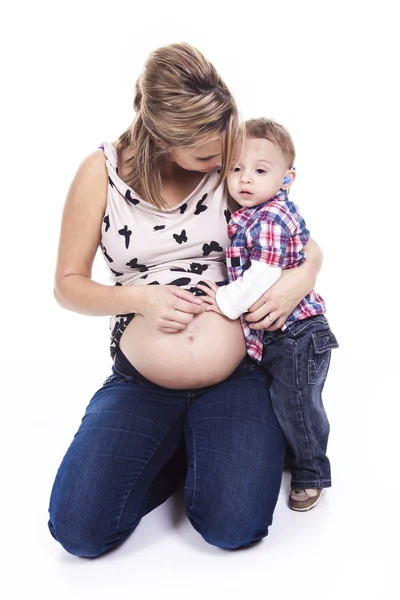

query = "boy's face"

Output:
[[227, 137, 294, 208]]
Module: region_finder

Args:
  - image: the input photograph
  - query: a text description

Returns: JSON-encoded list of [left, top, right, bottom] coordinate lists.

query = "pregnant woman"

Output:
[[48, 42, 322, 556]]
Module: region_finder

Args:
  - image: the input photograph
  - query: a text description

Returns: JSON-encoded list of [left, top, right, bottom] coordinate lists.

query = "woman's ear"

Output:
[[153, 137, 167, 150]]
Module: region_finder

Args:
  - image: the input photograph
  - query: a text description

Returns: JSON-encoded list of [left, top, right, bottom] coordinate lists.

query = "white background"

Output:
[[1, 0, 399, 598]]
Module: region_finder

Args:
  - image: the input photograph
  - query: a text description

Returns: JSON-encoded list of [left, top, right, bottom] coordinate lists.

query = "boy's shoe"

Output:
[[289, 488, 323, 511]]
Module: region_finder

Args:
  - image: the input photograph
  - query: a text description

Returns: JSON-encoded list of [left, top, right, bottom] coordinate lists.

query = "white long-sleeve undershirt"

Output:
[[215, 261, 281, 320]]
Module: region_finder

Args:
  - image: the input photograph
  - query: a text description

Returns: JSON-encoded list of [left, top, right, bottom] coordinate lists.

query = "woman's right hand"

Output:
[[136, 285, 206, 333]]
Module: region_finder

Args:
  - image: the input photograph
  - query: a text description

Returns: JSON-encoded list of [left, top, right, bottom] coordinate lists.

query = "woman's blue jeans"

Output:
[[48, 350, 286, 556]]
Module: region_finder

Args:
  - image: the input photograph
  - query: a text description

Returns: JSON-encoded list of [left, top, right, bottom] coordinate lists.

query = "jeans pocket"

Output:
[[308, 330, 339, 384]]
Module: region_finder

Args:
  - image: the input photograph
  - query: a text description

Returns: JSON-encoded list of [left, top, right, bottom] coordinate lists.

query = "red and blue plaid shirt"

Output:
[[226, 190, 326, 362]]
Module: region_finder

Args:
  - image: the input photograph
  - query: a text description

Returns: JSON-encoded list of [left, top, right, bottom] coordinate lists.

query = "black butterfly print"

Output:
[[194, 194, 208, 215], [108, 176, 115, 188], [179, 203, 188, 214], [118, 225, 132, 249], [173, 230, 188, 244], [154, 225, 166, 231], [170, 267, 186, 272], [169, 277, 192, 286], [100, 242, 113, 262], [141, 274, 148, 279], [115, 282, 123, 286], [202, 241, 223, 256], [224, 208, 232, 224], [103, 215, 110, 232], [189, 262, 209, 275], [188, 286, 205, 296], [110, 268, 124, 277], [125, 189, 140, 205], [148, 281, 160, 285], [126, 258, 148, 272]]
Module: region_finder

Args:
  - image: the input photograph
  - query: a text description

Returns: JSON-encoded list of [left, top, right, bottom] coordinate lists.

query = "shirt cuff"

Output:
[[216, 286, 245, 320]]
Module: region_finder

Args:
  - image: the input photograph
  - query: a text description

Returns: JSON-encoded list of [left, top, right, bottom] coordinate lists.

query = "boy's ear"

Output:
[[281, 168, 296, 191]]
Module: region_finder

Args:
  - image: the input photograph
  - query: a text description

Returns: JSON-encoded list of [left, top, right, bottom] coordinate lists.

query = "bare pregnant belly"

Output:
[[119, 312, 247, 389]]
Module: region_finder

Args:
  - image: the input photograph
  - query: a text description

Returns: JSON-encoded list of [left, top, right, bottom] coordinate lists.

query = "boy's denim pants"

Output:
[[261, 315, 339, 489]]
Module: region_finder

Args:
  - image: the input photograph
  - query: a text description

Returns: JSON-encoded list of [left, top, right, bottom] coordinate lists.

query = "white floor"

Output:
[[3, 1, 399, 597], [3, 344, 398, 600]]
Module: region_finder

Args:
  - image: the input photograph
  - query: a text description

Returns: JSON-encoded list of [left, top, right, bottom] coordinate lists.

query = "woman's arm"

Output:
[[244, 238, 323, 331], [54, 151, 204, 331]]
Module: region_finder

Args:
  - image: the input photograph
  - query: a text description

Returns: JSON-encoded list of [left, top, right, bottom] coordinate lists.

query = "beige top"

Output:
[[99, 141, 237, 358]]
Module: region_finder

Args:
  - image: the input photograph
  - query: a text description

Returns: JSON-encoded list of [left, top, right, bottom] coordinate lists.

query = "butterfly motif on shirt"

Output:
[[126, 258, 149, 272], [189, 262, 209, 274], [194, 194, 208, 215], [173, 230, 188, 244], [202, 241, 223, 256], [125, 190, 140, 205], [118, 225, 132, 249], [103, 215, 110, 232], [100, 242, 113, 262]]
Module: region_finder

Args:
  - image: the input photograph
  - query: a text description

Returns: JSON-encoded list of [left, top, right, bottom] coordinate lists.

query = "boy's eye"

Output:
[[231, 166, 241, 172], [256, 169, 266, 174]]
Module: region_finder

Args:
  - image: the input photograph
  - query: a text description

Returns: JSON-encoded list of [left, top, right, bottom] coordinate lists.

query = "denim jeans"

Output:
[[48, 349, 286, 556], [261, 315, 338, 489]]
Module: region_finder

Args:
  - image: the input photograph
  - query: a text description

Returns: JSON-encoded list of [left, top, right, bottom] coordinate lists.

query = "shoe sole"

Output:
[[289, 490, 323, 512]]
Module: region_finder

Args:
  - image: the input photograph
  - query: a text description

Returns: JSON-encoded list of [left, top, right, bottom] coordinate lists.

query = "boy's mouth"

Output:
[[240, 190, 253, 197]]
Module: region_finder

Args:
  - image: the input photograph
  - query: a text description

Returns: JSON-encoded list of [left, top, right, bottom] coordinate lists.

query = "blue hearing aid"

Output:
[[282, 175, 291, 185]]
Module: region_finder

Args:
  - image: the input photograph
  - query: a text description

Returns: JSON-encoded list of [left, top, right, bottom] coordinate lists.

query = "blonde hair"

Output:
[[117, 43, 240, 209], [245, 118, 296, 167]]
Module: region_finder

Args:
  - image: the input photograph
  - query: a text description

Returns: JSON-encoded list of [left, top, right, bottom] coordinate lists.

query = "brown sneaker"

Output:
[[289, 488, 323, 512]]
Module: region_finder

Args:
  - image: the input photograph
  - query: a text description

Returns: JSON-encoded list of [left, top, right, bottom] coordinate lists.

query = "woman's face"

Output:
[[169, 138, 222, 173]]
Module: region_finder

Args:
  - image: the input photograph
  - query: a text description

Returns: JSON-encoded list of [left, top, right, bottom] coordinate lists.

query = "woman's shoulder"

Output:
[[66, 148, 109, 213]]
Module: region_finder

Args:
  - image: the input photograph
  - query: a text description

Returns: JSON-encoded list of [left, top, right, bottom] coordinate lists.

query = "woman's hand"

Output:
[[245, 238, 323, 331], [137, 285, 206, 333]]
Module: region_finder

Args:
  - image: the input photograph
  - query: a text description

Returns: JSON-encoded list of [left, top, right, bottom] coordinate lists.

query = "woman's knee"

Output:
[[187, 504, 272, 550], [48, 510, 113, 558]]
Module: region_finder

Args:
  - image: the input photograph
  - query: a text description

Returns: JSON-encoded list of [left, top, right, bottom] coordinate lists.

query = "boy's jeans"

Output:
[[261, 315, 338, 489]]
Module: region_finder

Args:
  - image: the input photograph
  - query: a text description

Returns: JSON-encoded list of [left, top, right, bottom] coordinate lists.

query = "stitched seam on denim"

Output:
[[115, 411, 185, 534], [84, 409, 164, 431], [189, 414, 283, 433], [308, 348, 331, 384], [294, 342, 322, 481], [113, 364, 147, 386], [187, 408, 197, 513], [291, 478, 331, 485]]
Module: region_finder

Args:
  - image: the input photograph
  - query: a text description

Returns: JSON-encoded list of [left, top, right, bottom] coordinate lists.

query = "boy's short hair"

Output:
[[245, 118, 295, 167]]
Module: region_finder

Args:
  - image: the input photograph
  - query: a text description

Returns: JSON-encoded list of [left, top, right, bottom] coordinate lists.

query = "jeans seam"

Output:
[[115, 411, 185, 534], [187, 409, 197, 513], [295, 342, 323, 482]]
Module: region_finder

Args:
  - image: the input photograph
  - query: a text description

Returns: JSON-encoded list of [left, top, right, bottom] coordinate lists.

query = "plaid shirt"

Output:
[[226, 190, 326, 362]]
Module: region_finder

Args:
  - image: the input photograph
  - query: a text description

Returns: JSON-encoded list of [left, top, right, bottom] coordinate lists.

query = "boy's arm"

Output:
[[215, 262, 281, 319], [197, 215, 289, 318]]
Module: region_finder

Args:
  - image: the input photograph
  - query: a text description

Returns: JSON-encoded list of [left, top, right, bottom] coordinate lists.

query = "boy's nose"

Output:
[[240, 171, 251, 183]]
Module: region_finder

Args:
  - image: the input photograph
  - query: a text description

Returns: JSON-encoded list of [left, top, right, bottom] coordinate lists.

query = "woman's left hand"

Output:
[[245, 237, 322, 331], [244, 274, 300, 331]]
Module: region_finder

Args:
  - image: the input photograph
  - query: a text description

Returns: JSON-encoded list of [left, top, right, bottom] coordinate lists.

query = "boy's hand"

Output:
[[196, 281, 226, 316]]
